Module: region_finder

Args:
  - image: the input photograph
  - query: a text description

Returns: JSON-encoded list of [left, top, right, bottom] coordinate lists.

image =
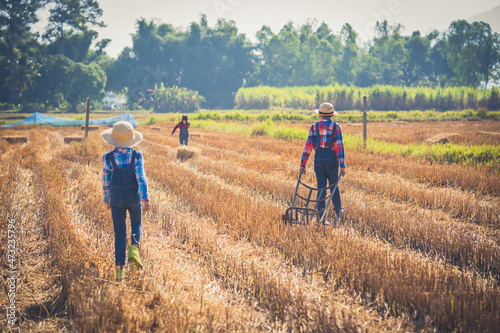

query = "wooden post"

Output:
[[363, 96, 367, 149], [84, 97, 90, 138]]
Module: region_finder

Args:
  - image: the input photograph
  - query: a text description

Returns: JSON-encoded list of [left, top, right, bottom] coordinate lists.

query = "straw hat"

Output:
[[314, 102, 339, 117], [101, 121, 143, 148]]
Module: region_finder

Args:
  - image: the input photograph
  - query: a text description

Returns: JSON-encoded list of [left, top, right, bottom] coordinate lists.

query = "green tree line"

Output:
[[1, 0, 499, 110]]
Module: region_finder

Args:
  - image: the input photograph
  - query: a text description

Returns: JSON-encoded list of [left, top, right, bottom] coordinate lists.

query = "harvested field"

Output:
[[1, 120, 499, 332], [343, 120, 500, 145]]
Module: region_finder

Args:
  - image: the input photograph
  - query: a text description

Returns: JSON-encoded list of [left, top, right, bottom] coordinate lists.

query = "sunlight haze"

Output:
[[33, 0, 500, 58]]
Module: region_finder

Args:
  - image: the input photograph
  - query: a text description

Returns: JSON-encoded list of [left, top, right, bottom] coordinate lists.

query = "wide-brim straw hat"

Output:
[[102, 121, 143, 148], [314, 102, 339, 117]]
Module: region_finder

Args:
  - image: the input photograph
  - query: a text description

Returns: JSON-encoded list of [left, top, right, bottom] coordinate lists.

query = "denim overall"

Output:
[[107, 150, 142, 266], [179, 124, 189, 146], [313, 122, 342, 216]]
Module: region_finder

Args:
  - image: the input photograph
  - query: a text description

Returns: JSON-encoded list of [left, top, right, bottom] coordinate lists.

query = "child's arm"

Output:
[[171, 122, 180, 135], [102, 154, 112, 209], [299, 124, 315, 174], [333, 124, 346, 176], [134, 151, 150, 212]]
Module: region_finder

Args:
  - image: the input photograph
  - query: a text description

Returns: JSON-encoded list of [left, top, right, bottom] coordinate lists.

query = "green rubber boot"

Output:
[[128, 245, 143, 270], [116, 268, 124, 282]]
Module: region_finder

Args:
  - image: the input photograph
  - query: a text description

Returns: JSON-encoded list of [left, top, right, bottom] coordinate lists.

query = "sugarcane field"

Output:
[[1, 112, 499, 332]]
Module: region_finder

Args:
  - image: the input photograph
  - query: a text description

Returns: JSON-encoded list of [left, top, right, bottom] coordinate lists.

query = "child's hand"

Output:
[[299, 166, 306, 175], [106, 203, 111, 210], [142, 200, 150, 212]]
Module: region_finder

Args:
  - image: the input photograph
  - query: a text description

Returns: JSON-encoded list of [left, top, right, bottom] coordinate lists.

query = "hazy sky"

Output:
[[33, 0, 500, 58]]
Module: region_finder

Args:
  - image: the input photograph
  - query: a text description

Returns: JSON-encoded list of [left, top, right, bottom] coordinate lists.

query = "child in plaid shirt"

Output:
[[101, 121, 150, 281], [300, 103, 346, 224]]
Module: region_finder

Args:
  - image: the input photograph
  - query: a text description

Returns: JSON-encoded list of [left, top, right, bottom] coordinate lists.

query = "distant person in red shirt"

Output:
[[171, 114, 190, 145]]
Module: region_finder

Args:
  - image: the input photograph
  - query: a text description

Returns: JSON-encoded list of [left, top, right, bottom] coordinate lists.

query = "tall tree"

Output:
[[336, 23, 359, 85], [0, 0, 45, 102], [65, 61, 105, 110], [44, 0, 105, 55], [369, 21, 406, 85], [33, 54, 73, 109], [108, 17, 253, 108], [446, 20, 500, 87], [404, 31, 431, 85]]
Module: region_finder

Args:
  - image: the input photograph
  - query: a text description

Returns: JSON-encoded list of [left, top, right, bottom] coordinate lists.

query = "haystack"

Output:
[[176, 146, 199, 161], [425, 133, 459, 144], [80, 125, 99, 131], [477, 131, 500, 137], [64, 137, 83, 144], [2, 136, 27, 144]]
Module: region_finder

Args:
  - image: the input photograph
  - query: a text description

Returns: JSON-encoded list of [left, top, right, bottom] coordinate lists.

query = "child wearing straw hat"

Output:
[[101, 121, 150, 281], [171, 114, 190, 145], [300, 103, 346, 225]]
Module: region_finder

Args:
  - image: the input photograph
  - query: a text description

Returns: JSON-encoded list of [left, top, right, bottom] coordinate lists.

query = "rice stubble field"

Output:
[[1, 119, 499, 332]]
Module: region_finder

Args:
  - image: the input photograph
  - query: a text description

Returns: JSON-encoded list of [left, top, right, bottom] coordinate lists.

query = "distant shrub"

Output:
[[386, 111, 398, 119], [477, 107, 489, 119], [146, 83, 205, 113]]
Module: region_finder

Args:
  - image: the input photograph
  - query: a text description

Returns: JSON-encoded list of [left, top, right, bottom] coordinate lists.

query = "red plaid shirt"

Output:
[[301, 119, 345, 169]]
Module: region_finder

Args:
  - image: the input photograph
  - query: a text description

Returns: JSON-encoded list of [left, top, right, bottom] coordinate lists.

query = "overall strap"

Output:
[[106, 152, 118, 169], [328, 122, 337, 150], [129, 150, 137, 169]]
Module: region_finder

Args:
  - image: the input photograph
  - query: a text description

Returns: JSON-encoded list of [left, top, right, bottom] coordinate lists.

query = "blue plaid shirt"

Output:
[[102, 148, 149, 204], [301, 118, 346, 169]]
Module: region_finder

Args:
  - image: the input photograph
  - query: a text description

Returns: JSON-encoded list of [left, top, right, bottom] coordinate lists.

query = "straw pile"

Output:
[[64, 137, 83, 144], [2, 136, 27, 143], [426, 133, 461, 144], [176, 146, 199, 161], [80, 125, 99, 131], [477, 131, 500, 137]]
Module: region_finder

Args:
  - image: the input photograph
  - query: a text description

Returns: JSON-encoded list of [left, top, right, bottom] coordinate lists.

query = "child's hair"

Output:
[[182, 114, 188, 121]]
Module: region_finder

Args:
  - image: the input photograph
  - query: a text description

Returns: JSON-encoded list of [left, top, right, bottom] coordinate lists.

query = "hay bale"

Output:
[[477, 131, 500, 137], [64, 137, 83, 144], [2, 136, 27, 144], [80, 125, 99, 131], [176, 146, 198, 161], [151, 126, 161, 131], [425, 135, 450, 144]]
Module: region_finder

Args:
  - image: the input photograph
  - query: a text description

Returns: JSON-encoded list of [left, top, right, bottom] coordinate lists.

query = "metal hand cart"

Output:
[[282, 170, 342, 226]]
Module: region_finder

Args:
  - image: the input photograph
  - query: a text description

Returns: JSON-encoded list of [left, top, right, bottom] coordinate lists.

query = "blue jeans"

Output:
[[314, 149, 342, 215], [180, 133, 189, 145], [111, 191, 142, 266]]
